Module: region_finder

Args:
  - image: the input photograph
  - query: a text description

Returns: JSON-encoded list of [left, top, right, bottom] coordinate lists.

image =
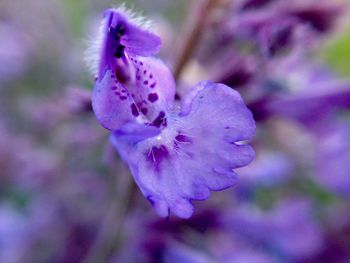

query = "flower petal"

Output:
[[92, 55, 175, 137], [92, 69, 137, 131], [121, 23, 161, 56], [91, 70, 159, 143], [97, 8, 161, 80], [103, 8, 161, 57], [112, 81, 255, 218], [129, 56, 176, 126]]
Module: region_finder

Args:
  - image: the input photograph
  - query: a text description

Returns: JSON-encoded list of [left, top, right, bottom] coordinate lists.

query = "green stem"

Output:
[[172, 0, 219, 81]]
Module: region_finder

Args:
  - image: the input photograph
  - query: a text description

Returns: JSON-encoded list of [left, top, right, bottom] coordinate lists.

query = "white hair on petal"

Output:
[[113, 3, 154, 31], [84, 17, 107, 77], [84, 4, 155, 77]]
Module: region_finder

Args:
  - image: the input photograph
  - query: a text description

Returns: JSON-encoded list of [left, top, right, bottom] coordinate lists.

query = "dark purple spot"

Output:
[[131, 103, 139, 117], [241, 0, 273, 10], [149, 74, 153, 79], [120, 96, 127, 100], [143, 70, 147, 74], [185, 152, 194, 158], [136, 102, 144, 112], [146, 196, 155, 205], [268, 25, 293, 56], [150, 82, 157, 88], [224, 126, 230, 129], [115, 92, 120, 96], [293, 8, 337, 33], [141, 108, 148, 115], [137, 76, 141, 80], [111, 23, 125, 40], [111, 86, 117, 90], [140, 62, 143, 65], [114, 44, 125, 58], [143, 80, 149, 85], [175, 134, 192, 143], [152, 111, 166, 128], [174, 133, 192, 149], [121, 89, 126, 93], [145, 145, 169, 172], [148, 93, 159, 103]]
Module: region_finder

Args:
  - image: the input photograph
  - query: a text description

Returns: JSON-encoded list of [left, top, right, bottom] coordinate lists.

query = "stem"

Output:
[[82, 161, 135, 263], [172, 0, 218, 81]]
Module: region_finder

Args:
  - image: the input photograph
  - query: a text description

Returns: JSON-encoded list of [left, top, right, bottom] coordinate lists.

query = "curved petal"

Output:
[[128, 56, 176, 126], [112, 81, 256, 218], [92, 56, 175, 137], [92, 69, 137, 131], [103, 8, 161, 56], [122, 23, 161, 56], [97, 9, 161, 80]]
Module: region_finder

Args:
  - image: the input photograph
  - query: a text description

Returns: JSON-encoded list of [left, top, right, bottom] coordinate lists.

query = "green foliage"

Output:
[[321, 28, 350, 76]]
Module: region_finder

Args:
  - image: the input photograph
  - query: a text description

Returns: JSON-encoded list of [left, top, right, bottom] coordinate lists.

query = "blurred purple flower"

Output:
[[246, 52, 350, 197], [205, 0, 346, 90], [262, 56, 350, 125], [0, 206, 28, 263], [89, 7, 256, 218], [234, 0, 344, 53], [0, 201, 64, 263], [0, 23, 31, 85], [313, 203, 350, 262], [238, 150, 294, 188], [164, 243, 214, 263], [226, 198, 323, 260], [267, 198, 323, 259], [313, 118, 350, 198], [211, 53, 258, 89]]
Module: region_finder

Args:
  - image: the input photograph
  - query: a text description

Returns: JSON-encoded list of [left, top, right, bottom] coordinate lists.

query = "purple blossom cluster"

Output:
[[0, 0, 350, 262]]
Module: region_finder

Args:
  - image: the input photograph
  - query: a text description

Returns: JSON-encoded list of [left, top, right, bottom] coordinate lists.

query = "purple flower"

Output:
[[250, 55, 350, 124], [247, 54, 350, 197], [211, 53, 258, 89], [0, 23, 31, 85], [313, 118, 350, 198], [267, 198, 324, 259], [94, 7, 161, 81], [88, 7, 256, 218], [112, 81, 255, 218], [237, 150, 294, 188], [235, 0, 344, 39], [205, 0, 344, 68], [238, 0, 276, 11], [226, 198, 323, 260]]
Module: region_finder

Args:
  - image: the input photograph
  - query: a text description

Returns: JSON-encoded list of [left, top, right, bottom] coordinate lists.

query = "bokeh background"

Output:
[[0, 0, 350, 262]]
